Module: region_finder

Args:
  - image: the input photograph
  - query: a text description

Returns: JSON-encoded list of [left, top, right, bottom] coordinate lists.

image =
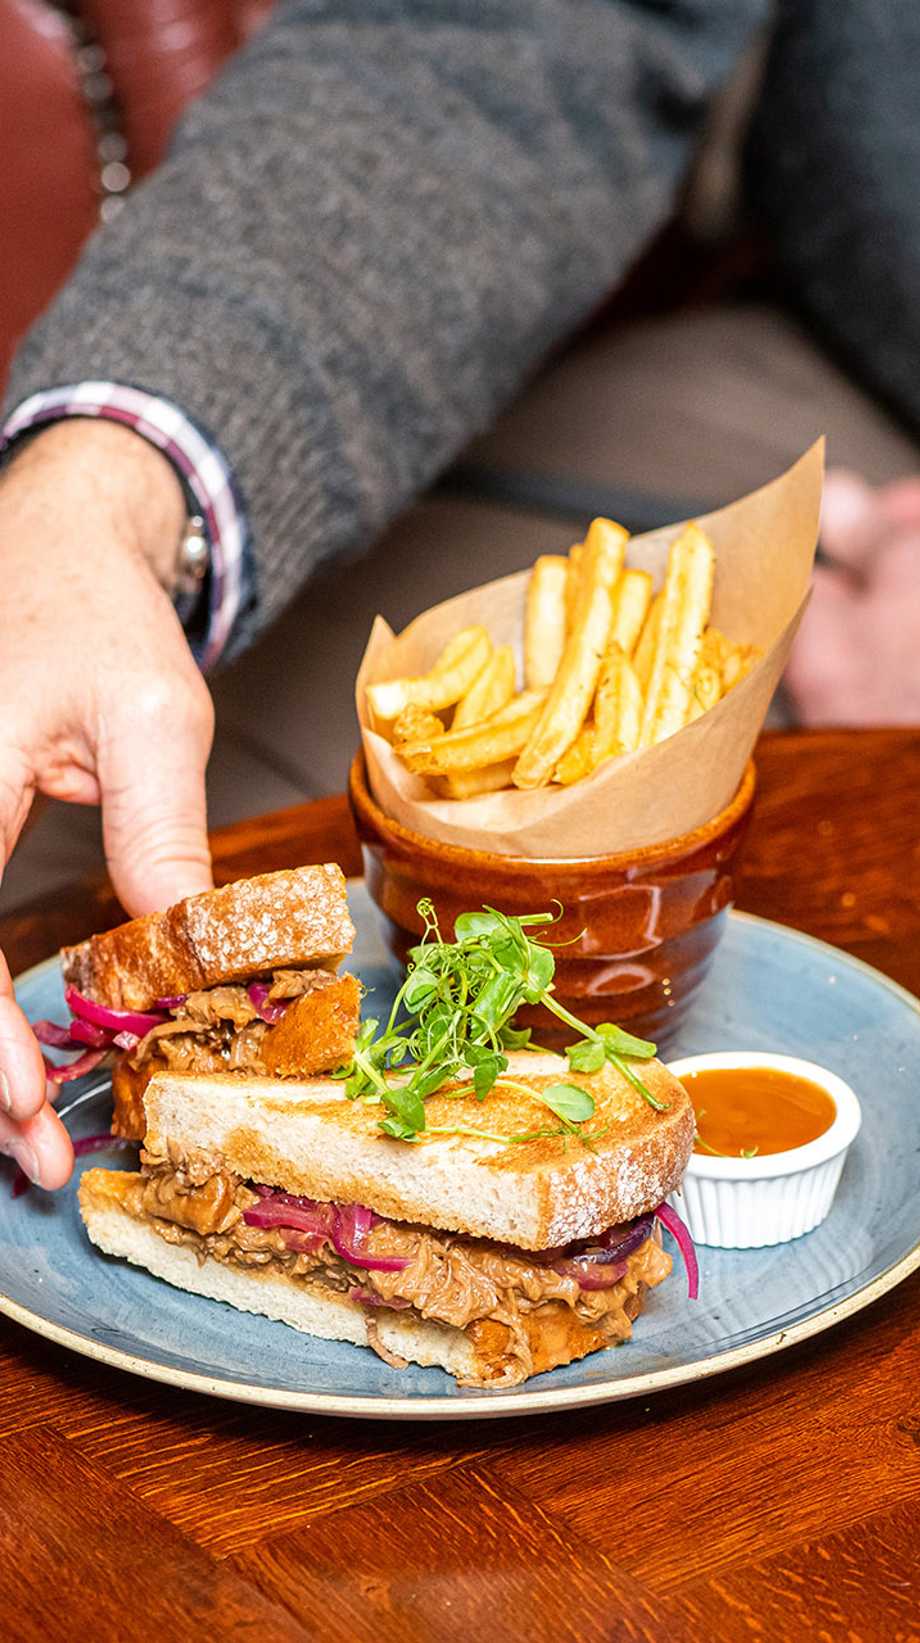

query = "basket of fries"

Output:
[[351, 443, 822, 1040]]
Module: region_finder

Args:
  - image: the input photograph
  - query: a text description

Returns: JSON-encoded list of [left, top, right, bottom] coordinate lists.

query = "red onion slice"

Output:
[[33, 1020, 78, 1049], [68, 1019, 114, 1050], [600, 1211, 656, 1263], [153, 995, 187, 1011], [244, 1194, 407, 1271], [553, 1257, 628, 1290], [331, 1204, 410, 1272], [113, 1031, 140, 1051], [73, 1134, 140, 1159], [243, 1200, 334, 1238], [45, 1048, 109, 1085], [65, 985, 166, 1038], [656, 1201, 699, 1300], [247, 983, 289, 1025]]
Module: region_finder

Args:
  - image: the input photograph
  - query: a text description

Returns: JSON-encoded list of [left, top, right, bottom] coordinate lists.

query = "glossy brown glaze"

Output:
[[349, 753, 756, 1048], [1, 730, 919, 1643]]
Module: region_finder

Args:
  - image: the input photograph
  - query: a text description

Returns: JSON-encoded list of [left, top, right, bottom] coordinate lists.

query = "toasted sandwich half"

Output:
[[79, 1051, 694, 1389], [49, 865, 358, 1139]]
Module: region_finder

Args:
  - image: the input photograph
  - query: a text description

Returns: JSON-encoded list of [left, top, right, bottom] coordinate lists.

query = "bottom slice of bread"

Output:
[[83, 1191, 481, 1382]]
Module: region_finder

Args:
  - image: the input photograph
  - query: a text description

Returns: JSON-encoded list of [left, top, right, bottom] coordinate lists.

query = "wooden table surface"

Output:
[[2, 729, 919, 1643]]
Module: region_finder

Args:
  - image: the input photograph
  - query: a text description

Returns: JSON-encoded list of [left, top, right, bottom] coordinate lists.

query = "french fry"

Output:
[[400, 690, 547, 776], [633, 594, 662, 693], [722, 642, 762, 690], [554, 726, 598, 786], [699, 626, 733, 675], [436, 758, 518, 799], [564, 543, 584, 635], [610, 568, 653, 657], [595, 645, 643, 755], [685, 662, 722, 724], [367, 626, 492, 722], [525, 557, 568, 690], [392, 705, 444, 746], [555, 647, 641, 783], [513, 522, 627, 788], [453, 644, 515, 730], [639, 524, 715, 748]]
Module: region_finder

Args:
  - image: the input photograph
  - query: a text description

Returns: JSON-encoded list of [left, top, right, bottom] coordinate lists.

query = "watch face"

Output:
[[175, 517, 209, 597]]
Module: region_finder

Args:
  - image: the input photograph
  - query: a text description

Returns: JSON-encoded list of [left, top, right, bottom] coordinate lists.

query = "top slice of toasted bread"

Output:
[[142, 1051, 694, 1248], [61, 864, 355, 1011]]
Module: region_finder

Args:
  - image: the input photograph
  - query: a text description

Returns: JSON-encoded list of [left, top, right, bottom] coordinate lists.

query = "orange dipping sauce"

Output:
[[685, 1066, 837, 1158]]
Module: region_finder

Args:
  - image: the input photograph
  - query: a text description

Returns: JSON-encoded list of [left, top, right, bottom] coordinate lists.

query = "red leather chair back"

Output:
[[0, 0, 274, 390]]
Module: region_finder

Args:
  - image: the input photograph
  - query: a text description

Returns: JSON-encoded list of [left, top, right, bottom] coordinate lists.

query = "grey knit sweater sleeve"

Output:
[[4, 0, 766, 656], [747, 0, 920, 449]]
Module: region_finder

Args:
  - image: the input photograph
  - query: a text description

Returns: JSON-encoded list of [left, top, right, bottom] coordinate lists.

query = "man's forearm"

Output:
[[5, 0, 767, 657]]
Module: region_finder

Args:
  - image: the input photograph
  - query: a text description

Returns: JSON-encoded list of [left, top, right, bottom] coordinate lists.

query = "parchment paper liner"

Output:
[[356, 441, 822, 858]]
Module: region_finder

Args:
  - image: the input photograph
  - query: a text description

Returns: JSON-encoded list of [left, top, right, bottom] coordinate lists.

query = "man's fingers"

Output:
[[0, 949, 73, 1186], [0, 753, 34, 873], [820, 470, 881, 575], [822, 469, 920, 578], [0, 947, 50, 1120], [98, 678, 215, 915], [0, 1100, 74, 1191]]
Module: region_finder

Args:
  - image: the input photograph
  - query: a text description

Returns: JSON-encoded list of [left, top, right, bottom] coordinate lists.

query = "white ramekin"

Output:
[[666, 1051, 862, 1249]]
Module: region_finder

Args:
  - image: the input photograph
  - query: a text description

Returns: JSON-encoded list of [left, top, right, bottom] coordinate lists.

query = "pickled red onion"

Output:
[[247, 984, 288, 1025], [45, 1048, 108, 1085], [65, 985, 165, 1038], [32, 1020, 78, 1049], [553, 1257, 628, 1290], [243, 1189, 409, 1273], [656, 1201, 699, 1299], [73, 1134, 140, 1158]]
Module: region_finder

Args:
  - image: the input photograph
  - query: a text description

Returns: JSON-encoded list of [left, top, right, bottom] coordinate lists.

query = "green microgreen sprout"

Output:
[[336, 899, 666, 1143]]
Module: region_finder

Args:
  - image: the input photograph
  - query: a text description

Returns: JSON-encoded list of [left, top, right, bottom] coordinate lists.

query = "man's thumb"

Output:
[[98, 689, 214, 915]]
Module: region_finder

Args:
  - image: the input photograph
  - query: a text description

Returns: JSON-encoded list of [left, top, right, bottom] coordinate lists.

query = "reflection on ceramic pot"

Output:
[[348, 755, 756, 1049]]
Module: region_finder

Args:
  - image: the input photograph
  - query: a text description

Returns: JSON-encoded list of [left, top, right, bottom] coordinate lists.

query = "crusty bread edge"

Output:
[[79, 1173, 476, 1380], [142, 1054, 694, 1248], [61, 864, 356, 1010]]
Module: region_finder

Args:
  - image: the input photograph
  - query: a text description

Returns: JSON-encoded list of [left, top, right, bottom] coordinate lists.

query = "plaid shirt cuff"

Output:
[[0, 383, 250, 669]]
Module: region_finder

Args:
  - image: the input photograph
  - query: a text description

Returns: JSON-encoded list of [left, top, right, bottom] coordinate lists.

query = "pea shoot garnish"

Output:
[[336, 900, 666, 1143]]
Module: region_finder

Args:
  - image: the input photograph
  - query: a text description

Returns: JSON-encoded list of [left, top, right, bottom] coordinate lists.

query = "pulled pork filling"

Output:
[[128, 969, 336, 1075], [129, 1143, 671, 1387]]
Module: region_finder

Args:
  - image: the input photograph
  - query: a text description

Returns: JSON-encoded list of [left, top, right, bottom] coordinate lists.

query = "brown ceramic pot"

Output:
[[348, 755, 756, 1051]]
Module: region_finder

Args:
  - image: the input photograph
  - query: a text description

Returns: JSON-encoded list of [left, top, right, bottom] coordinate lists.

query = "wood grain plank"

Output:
[[229, 1463, 684, 1643], [737, 731, 920, 962], [0, 1425, 308, 1642], [668, 1499, 920, 1642], [0, 1327, 509, 1559], [488, 1271, 920, 1594], [58, 1386, 505, 1557]]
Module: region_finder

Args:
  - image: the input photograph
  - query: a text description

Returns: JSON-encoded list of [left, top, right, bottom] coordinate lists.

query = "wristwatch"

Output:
[[172, 512, 210, 631]]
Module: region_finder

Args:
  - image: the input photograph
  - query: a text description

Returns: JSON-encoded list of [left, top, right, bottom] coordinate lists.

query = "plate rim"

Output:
[[3, 909, 919, 1421]]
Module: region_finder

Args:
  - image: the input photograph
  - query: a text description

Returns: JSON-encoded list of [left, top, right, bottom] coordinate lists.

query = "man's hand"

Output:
[[0, 421, 214, 1187], [787, 468, 920, 724]]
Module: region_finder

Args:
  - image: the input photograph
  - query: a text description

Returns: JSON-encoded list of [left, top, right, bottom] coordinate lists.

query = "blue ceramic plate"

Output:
[[1, 887, 918, 1420]]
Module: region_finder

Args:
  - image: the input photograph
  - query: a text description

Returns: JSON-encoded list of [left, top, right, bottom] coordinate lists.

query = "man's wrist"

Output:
[[2, 419, 187, 588]]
